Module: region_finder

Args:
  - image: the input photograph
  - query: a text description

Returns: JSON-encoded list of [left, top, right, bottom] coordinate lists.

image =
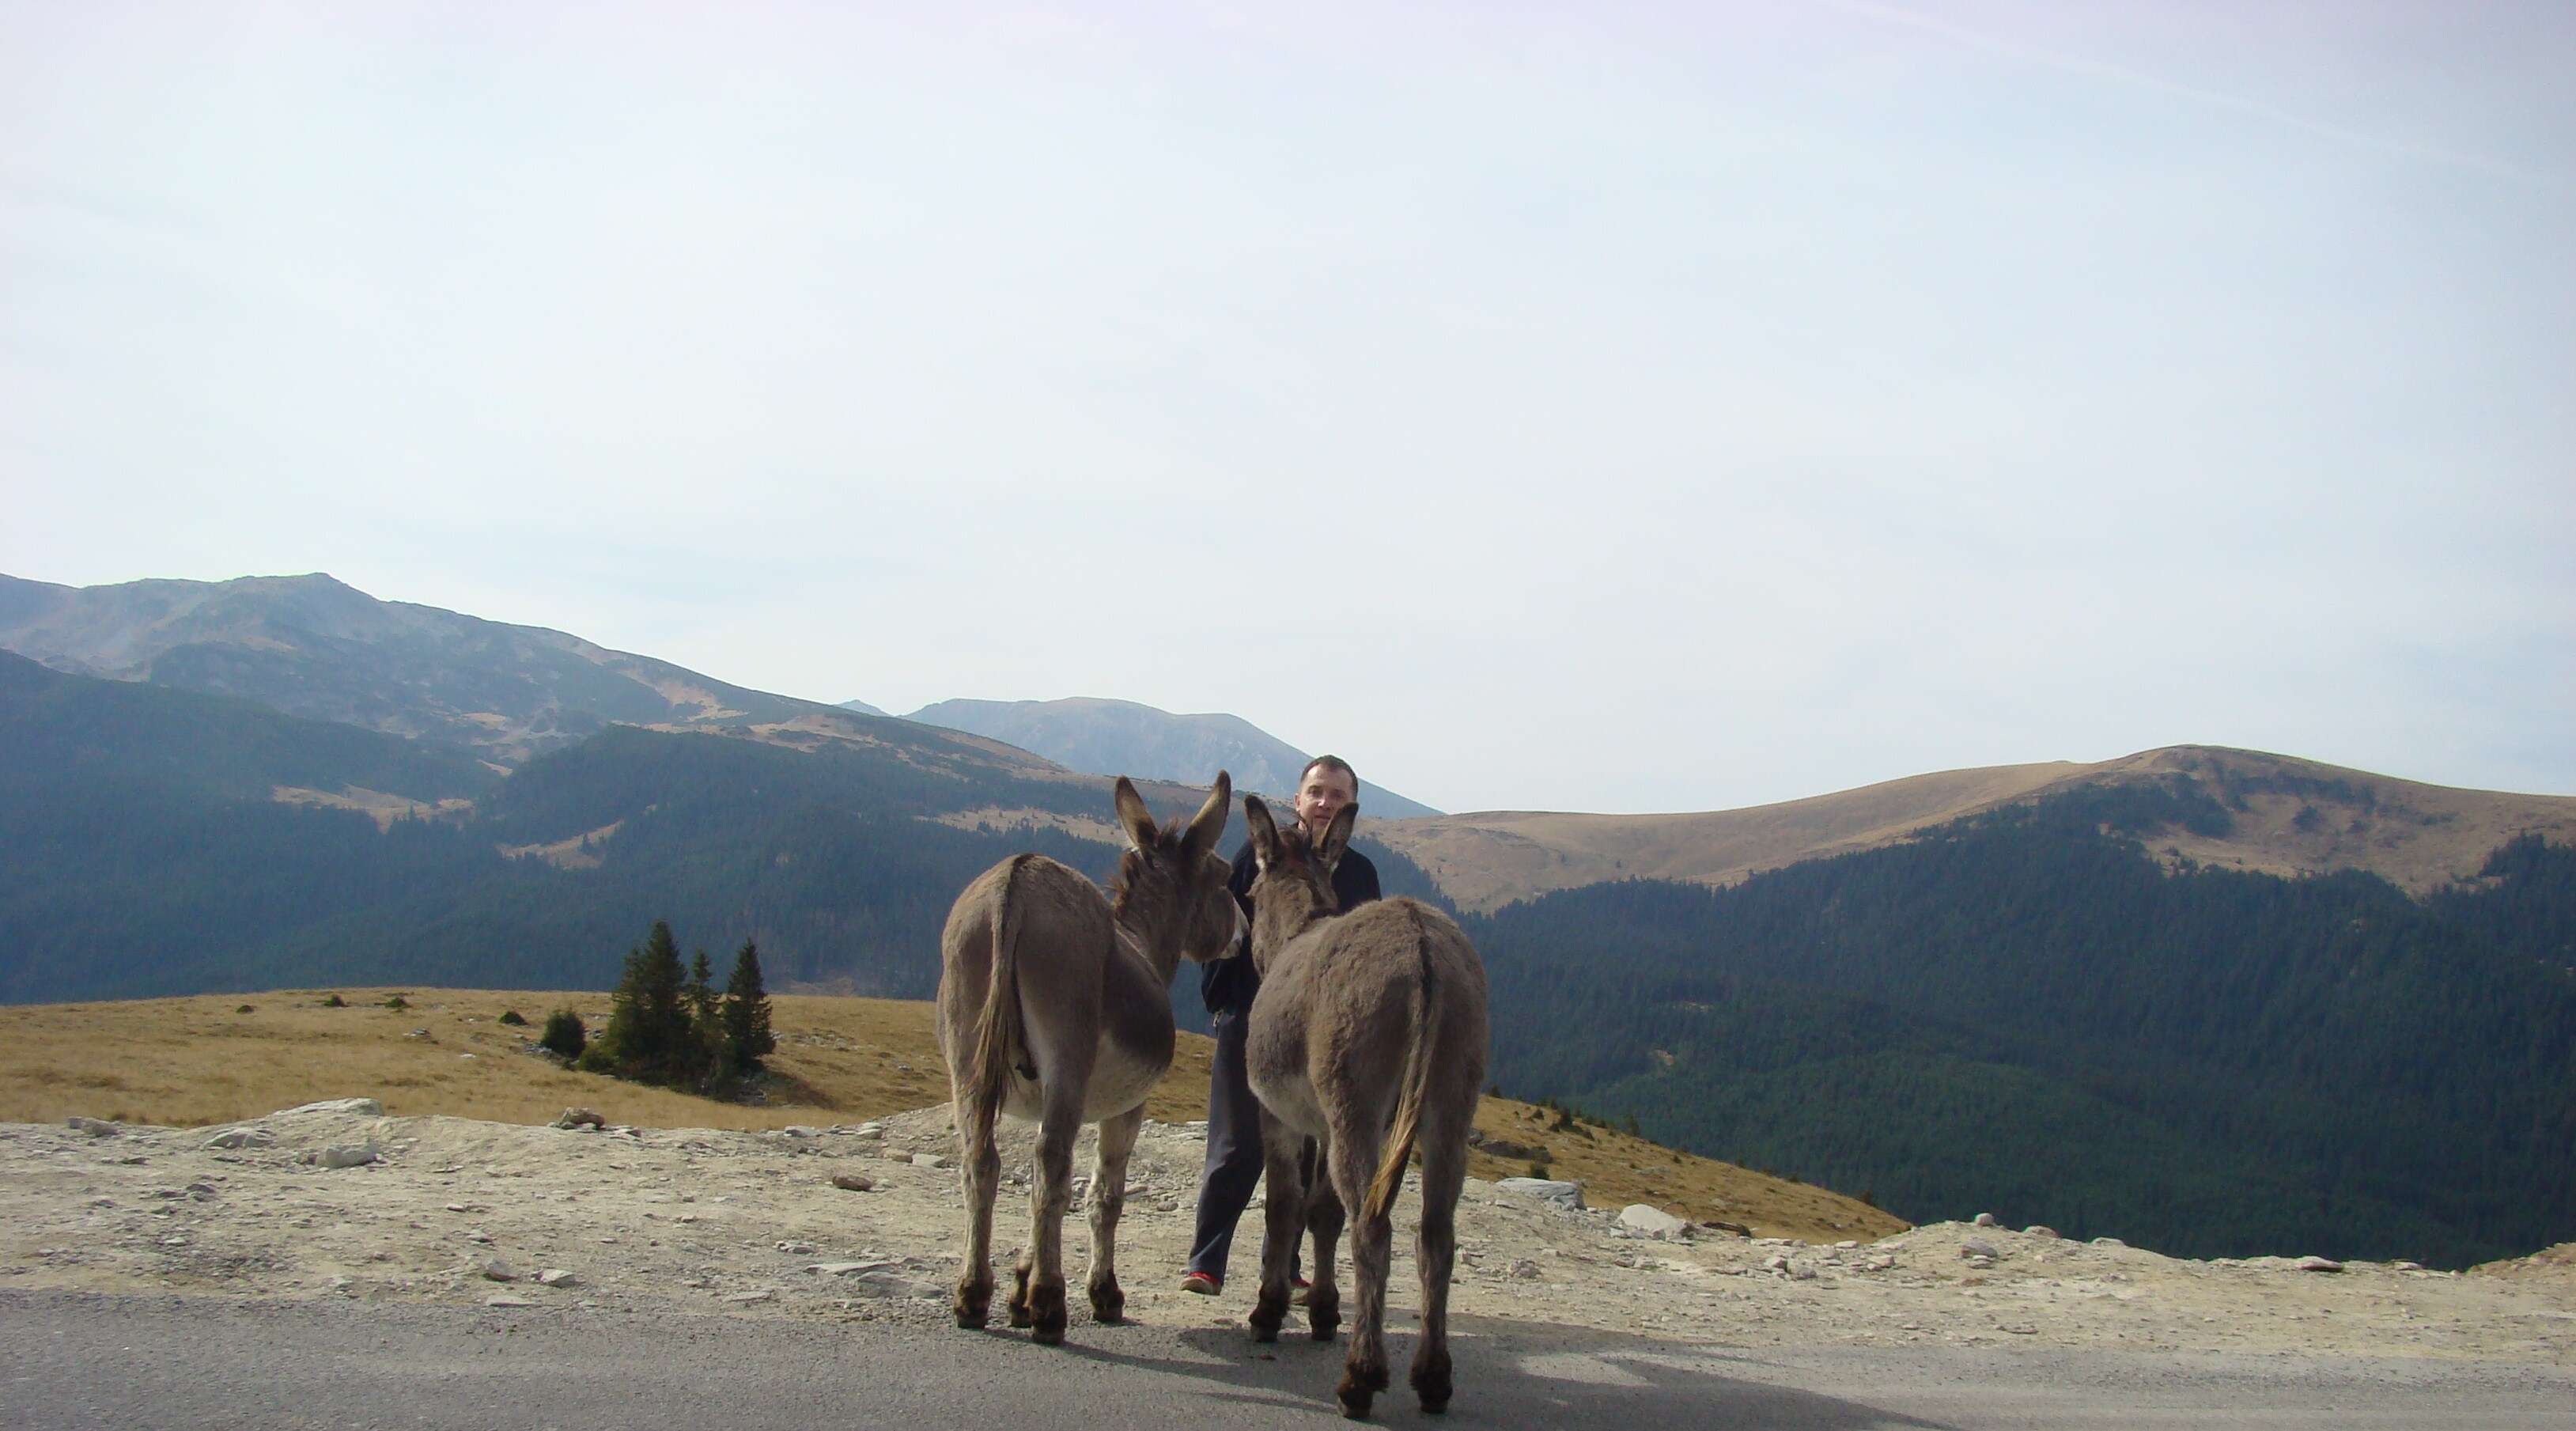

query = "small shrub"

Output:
[[497, 1009, 527, 1027], [1525, 1159, 1552, 1179], [234, 1003, 255, 1013], [321, 994, 346, 1008], [382, 994, 409, 1011], [540, 1009, 588, 1061]]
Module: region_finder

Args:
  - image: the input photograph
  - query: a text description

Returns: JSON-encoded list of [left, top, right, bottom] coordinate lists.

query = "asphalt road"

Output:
[[3, 1289, 2570, 1429]]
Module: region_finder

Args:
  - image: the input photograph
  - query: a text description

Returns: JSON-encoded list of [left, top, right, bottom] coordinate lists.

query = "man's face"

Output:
[[1293, 764, 1358, 834]]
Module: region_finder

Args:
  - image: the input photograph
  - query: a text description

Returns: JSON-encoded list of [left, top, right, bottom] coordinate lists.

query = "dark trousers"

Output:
[[1186, 1010, 1304, 1282]]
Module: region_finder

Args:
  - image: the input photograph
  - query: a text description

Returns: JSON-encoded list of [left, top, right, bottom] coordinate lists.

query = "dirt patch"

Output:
[[2, 1104, 2567, 1363]]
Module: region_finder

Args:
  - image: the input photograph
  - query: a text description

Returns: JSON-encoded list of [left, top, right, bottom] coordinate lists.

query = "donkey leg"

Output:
[[1303, 1149, 1346, 1342], [1008, 1247, 1035, 1327], [1329, 1121, 1392, 1418], [949, 1093, 1001, 1330], [1246, 1116, 1307, 1343], [1023, 1087, 1084, 1346], [1409, 1136, 1468, 1414], [1084, 1104, 1143, 1323]]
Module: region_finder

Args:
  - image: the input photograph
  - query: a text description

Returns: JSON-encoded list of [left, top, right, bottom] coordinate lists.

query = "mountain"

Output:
[[0, 572, 1052, 778], [0, 649, 1438, 1009], [1373, 746, 2576, 912], [904, 696, 1441, 818], [1464, 779, 2576, 1268]]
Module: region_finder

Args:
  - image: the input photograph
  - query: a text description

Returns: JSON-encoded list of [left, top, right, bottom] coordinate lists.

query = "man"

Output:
[[1180, 755, 1380, 1297]]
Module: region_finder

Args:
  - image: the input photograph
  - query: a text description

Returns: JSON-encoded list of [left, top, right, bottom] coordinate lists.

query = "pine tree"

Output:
[[593, 920, 690, 1079], [723, 937, 776, 1073]]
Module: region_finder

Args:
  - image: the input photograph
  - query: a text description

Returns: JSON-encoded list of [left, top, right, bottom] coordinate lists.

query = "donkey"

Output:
[[936, 772, 1239, 1346], [1239, 795, 1490, 1418]]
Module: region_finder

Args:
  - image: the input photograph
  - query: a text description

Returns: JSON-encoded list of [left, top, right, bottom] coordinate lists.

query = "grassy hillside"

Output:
[[1469, 785, 2576, 1268], [0, 988, 1901, 1245], [1375, 745, 2576, 913]]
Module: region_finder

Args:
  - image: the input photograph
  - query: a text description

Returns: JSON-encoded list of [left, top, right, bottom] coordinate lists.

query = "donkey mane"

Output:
[[1106, 816, 1192, 916]]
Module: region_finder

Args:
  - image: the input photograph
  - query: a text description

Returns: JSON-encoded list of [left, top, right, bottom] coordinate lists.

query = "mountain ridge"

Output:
[[1371, 745, 2576, 912], [902, 695, 1442, 817]]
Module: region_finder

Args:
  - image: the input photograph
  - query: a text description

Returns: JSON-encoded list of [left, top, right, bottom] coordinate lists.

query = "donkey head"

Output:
[[1241, 794, 1355, 975], [1109, 771, 1241, 971]]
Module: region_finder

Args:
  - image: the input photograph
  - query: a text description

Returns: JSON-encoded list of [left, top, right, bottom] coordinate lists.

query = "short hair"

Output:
[[1300, 754, 1359, 804]]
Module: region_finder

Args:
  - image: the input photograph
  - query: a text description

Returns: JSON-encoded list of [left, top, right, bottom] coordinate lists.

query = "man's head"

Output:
[[1293, 755, 1359, 835]]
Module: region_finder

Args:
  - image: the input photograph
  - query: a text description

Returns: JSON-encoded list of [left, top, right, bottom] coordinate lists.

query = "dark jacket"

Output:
[[1200, 838, 1381, 1016]]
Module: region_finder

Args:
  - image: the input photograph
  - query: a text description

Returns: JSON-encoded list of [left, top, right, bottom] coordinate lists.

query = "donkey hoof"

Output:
[[1028, 1281, 1069, 1344], [1412, 1351, 1453, 1413], [1334, 1376, 1377, 1420], [1007, 1300, 1034, 1328], [952, 1284, 992, 1329], [1089, 1285, 1125, 1324]]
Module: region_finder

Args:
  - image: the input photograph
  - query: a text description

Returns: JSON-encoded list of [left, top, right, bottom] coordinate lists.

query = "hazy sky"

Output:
[[6, 2, 2570, 814]]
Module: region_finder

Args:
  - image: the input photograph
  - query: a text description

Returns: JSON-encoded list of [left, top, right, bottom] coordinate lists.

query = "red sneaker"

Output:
[[1290, 1275, 1311, 1306], [1179, 1270, 1221, 1296]]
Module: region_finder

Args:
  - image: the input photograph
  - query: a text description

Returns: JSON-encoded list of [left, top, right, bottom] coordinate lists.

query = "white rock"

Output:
[[848, 1270, 944, 1300], [807, 1260, 899, 1278], [724, 1290, 774, 1304], [1960, 1240, 2000, 1260], [910, 1153, 951, 1169], [2023, 1225, 2060, 1240], [537, 1270, 577, 1287], [1973, 1213, 1999, 1228], [302, 1144, 380, 1169], [65, 1117, 119, 1137], [201, 1128, 274, 1150], [1616, 1204, 1691, 1240], [281, 1099, 384, 1117], [1496, 1178, 1585, 1210], [775, 1240, 818, 1255], [2296, 1256, 2346, 1274], [2090, 1237, 2127, 1248], [484, 1294, 535, 1308], [479, 1260, 516, 1281]]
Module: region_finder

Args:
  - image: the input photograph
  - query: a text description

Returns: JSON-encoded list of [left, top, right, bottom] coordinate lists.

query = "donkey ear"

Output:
[[1314, 802, 1356, 876], [1182, 770, 1231, 860], [1243, 794, 1281, 872], [1112, 777, 1158, 852]]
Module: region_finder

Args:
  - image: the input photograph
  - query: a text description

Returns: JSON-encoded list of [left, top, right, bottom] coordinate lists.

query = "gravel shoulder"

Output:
[[6, 1102, 2570, 1366]]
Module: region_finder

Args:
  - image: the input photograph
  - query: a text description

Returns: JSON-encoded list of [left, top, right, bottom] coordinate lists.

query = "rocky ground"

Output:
[[5, 1100, 2571, 1365]]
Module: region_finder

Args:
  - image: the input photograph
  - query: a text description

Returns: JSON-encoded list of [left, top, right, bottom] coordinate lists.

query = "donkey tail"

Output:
[[1364, 919, 1439, 1225], [965, 855, 1035, 1146]]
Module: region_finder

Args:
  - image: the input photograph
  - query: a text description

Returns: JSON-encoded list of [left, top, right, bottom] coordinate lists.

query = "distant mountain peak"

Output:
[[905, 695, 1441, 818]]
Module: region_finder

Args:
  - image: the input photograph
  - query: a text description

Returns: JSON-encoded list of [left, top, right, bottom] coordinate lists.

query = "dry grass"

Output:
[[0, 988, 1901, 1244]]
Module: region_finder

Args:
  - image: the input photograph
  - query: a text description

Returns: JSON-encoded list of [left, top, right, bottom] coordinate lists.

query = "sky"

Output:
[[4, 1, 2570, 816]]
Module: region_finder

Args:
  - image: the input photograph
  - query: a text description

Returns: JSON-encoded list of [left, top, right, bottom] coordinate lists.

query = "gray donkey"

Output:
[[1240, 795, 1490, 1418], [936, 773, 1239, 1345]]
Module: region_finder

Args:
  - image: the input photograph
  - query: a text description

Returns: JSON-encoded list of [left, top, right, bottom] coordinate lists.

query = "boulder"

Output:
[[551, 1108, 606, 1130], [1466, 1130, 1543, 1161], [302, 1144, 380, 1169], [201, 1128, 274, 1151], [1496, 1178, 1584, 1210], [1617, 1204, 1692, 1240], [66, 1117, 120, 1138], [280, 1099, 384, 1117]]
